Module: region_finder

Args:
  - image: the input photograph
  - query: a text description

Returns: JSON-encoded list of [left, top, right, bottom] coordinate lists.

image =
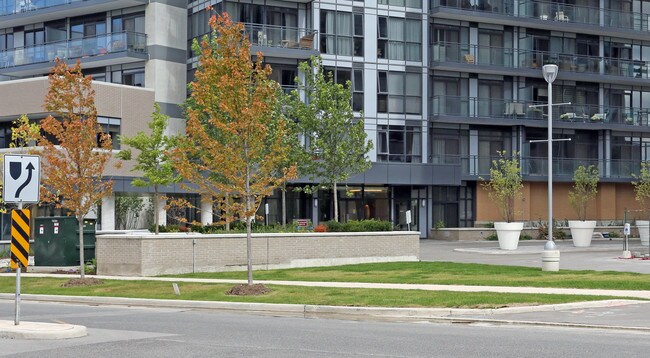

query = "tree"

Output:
[[480, 151, 523, 223], [568, 165, 599, 221], [171, 13, 296, 285], [632, 161, 650, 212], [18, 59, 114, 279], [117, 103, 180, 234], [288, 56, 372, 222]]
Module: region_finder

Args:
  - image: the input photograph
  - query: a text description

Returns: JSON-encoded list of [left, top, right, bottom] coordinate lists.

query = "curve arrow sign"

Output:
[[15, 162, 35, 199]]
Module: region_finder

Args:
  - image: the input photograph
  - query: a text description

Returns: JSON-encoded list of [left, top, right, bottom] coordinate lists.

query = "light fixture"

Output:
[[421, 199, 426, 207], [542, 64, 558, 84], [314, 198, 318, 207]]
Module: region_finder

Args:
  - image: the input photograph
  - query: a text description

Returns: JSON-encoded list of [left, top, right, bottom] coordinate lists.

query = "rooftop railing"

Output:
[[430, 95, 649, 126], [0, 32, 146, 69]]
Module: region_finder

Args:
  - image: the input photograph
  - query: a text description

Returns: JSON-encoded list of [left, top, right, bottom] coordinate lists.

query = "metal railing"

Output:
[[243, 23, 316, 50], [430, 95, 649, 126], [0, 32, 147, 69], [460, 155, 642, 178], [430, 0, 650, 32], [431, 42, 650, 80]]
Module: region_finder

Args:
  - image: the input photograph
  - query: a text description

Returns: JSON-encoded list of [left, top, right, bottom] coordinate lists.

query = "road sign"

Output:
[[3, 154, 40, 203], [10, 209, 31, 269]]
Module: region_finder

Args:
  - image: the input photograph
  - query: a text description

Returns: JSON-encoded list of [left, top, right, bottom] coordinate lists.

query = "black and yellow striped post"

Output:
[[10, 209, 31, 270]]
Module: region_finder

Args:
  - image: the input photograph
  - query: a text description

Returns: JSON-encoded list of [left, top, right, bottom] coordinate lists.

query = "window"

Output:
[[320, 10, 363, 56], [112, 12, 145, 34], [0, 32, 13, 51], [379, 0, 423, 8], [378, 124, 422, 163], [24, 29, 45, 47], [98, 116, 121, 150], [110, 66, 145, 87], [325, 66, 364, 111], [377, 71, 421, 114], [378, 17, 421, 61]]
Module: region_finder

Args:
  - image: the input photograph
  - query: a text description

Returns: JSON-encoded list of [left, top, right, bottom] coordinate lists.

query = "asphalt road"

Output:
[[1, 301, 649, 357]]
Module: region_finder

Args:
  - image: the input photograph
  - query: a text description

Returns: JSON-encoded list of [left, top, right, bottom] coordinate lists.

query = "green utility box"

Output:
[[34, 216, 96, 266]]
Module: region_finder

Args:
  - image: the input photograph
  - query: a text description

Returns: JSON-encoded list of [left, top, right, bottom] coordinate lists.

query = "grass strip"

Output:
[[166, 262, 650, 291], [0, 277, 619, 309]]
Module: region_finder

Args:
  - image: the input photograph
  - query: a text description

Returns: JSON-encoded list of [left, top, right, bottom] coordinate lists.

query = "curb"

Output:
[[0, 320, 87, 340], [1, 294, 647, 331]]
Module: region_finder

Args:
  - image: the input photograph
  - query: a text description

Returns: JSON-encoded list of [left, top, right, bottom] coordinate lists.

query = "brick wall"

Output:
[[96, 232, 420, 276]]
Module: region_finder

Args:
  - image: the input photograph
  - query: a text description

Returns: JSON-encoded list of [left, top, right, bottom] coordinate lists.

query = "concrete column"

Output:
[[200, 195, 213, 225], [101, 194, 115, 231]]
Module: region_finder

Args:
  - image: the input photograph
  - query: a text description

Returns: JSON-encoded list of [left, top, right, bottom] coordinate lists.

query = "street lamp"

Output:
[[541, 64, 561, 271], [542, 64, 558, 251]]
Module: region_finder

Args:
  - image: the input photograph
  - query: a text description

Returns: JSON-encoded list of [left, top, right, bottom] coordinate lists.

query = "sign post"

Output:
[[3, 154, 40, 326]]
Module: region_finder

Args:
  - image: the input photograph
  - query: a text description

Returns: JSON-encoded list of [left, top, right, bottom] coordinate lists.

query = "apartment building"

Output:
[[1, 0, 648, 238]]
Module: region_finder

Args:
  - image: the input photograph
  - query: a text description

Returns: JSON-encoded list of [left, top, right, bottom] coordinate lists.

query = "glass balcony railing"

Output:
[[429, 0, 515, 15], [431, 42, 650, 80], [1, 0, 88, 16], [430, 95, 649, 126], [460, 155, 641, 178], [431, 0, 650, 32], [244, 23, 316, 50], [0, 32, 147, 69]]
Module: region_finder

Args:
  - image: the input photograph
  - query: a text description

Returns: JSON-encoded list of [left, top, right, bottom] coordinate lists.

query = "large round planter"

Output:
[[568, 220, 596, 247], [494, 222, 523, 250], [637, 220, 650, 246]]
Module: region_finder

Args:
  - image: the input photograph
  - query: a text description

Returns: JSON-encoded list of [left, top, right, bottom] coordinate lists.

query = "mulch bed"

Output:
[[61, 278, 103, 287], [226, 283, 271, 296]]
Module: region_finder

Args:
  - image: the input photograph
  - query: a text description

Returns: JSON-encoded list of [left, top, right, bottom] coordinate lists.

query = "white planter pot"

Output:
[[568, 220, 596, 247], [637, 220, 650, 246], [494, 222, 523, 250]]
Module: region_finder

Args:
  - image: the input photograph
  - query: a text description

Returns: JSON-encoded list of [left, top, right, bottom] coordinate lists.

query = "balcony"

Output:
[[430, 42, 650, 83], [244, 23, 318, 59], [430, 1, 650, 39], [430, 95, 650, 127], [0, 32, 147, 77], [461, 155, 640, 179], [1, 0, 148, 28]]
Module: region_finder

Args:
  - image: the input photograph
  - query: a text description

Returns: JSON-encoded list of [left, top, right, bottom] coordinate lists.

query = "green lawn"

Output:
[[166, 262, 650, 291], [0, 277, 620, 309]]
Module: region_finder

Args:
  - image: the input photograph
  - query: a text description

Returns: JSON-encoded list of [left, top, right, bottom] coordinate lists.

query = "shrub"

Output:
[[314, 223, 328, 232], [434, 220, 445, 230], [480, 151, 523, 223], [536, 219, 566, 240], [485, 233, 498, 241], [608, 231, 620, 238], [324, 219, 393, 232]]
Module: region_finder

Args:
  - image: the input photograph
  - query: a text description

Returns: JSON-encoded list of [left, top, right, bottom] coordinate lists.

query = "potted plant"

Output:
[[568, 165, 599, 247], [481, 151, 524, 250], [632, 161, 650, 246]]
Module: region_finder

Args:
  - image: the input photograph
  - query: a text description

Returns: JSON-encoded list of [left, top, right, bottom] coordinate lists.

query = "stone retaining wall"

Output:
[[430, 226, 624, 241], [96, 232, 420, 276]]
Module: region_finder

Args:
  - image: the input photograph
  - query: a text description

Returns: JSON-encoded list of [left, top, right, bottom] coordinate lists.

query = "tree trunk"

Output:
[[154, 184, 159, 235], [225, 195, 230, 231], [78, 216, 85, 279], [281, 185, 287, 227], [333, 181, 338, 222], [246, 205, 253, 285]]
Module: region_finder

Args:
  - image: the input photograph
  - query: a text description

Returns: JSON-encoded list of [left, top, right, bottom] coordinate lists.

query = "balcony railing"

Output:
[[244, 23, 316, 50], [431, 42, 650, 80], [429, 0, 515, 15], [0, 32, 147, 69], [431, 0, 650, 32], [461, 155, 641, 178], [430, 95, 649, 126], [1, 0, 83, 16]]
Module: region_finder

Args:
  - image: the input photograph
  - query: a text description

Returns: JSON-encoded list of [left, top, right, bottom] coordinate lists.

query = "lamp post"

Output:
[[542, 64, 560, 271]]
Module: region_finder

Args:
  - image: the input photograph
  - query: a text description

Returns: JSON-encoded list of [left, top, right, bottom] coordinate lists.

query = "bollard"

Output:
[[541, 250, 560, 271]]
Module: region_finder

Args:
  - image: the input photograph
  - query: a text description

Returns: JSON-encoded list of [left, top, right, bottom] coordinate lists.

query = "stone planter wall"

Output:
[[96, 231, 420, 276], [430, 226, 623, 241]]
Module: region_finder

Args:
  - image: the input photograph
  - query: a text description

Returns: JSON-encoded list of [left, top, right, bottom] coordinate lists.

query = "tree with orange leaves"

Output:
[[171, 13, 296, 285], [15, 59, 115, 279]]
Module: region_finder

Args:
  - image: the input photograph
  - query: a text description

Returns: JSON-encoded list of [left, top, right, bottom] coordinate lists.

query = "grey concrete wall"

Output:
[[96, 232, 420, 276]]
